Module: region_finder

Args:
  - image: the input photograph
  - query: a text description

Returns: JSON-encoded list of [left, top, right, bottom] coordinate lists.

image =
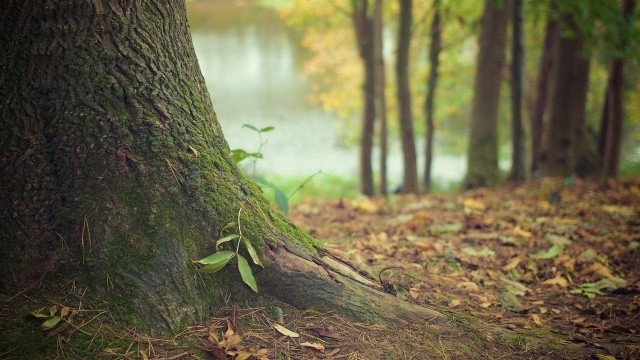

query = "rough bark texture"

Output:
[[0, 0, 444, 336], [464, 0, 510, 189], [531, 15, 557, 175], [353, 0, 376, 196], [424, 0, 441, 193], [602, 0, 636, 178], [396, 0, 419, 194], [509, 0, 526, 182], [538, 13, 592, 177]]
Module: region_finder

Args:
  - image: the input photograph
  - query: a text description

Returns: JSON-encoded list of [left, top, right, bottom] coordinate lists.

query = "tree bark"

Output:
[[509, 0, 526, 182], [396, 0, 419, 194], [464, 0, 510, 189], [0, 0, 443, 336], [531, 14, 558, 175], [373, 0, 388, 196], [424, 0, 442, 193], [602, 0, 636, 178], [353, 0, 377, 196], [538, 12, 592, 177]]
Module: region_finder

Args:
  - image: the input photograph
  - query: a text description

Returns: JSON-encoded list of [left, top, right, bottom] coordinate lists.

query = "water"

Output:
[[187, 1, 466, 188]]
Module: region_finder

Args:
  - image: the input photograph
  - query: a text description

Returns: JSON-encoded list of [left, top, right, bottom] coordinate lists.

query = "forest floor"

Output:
[[3, 178, 639, 359]]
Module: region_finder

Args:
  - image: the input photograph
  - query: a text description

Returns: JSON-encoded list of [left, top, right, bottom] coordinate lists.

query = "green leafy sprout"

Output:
[[230, 124, 324, 215], [195, 206, 264, 292]]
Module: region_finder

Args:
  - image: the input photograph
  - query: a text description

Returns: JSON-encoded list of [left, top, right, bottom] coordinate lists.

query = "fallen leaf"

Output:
[[301, 342, 325, 352], [542, 275, 568, 288], [582, 262, 613, 279], [532, 314, 543, 326], [448, 299, 461, 308], [502, 257, 520, 271], [463, 198, 486, 211], [457, 281, 481, 292], [272, 323, 300, 338]]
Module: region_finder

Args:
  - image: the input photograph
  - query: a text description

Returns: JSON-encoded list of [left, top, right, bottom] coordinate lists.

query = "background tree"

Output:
[[538, 10, 594, 177], [601, 0, 636, 177], [423, 0, 442, 193], [530, 8, 558, 175], [0, 0, 442, 337], [373, 0, 389, 195], [509, 0, 527, 182], [464, 0, 510, 188], [352, 0, 377, 195], [397, 0, 419, 193]]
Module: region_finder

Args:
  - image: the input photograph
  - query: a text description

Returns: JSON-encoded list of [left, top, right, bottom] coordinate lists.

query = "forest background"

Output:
[[186, 0, 640, 198]]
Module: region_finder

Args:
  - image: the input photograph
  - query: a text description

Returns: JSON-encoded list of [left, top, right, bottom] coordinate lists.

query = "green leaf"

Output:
[[536, 244, 561, 259], [216, 234, 239, 250], [259, 126, 275, 133], [231, 149, 250, 163], [196, 251, 235, 273], [237, 254, 258, 292], [242, 124, 259, 132], [274, 186, 289, 214], [220, 222, 236, 235], [40, 317, 62, 331], [243, 238, 264, 268]]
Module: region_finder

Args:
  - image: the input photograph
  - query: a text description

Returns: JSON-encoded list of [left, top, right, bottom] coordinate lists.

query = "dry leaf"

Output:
[[583, 262, 613, 279], [513, 226, 532, 238], [502, 257, 520, 271], [532, 314, 543, 326], [542, 275, 568, 288], [272, 323, 300, 338], [448, 299, 461, 308], [457, 281, 481, 292], [301, 342, 325, 352], [463, 198, 486, 211]]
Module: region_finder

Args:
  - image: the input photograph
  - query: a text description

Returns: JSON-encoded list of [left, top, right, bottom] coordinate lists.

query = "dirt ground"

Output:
[[2, 178, 638, 359]]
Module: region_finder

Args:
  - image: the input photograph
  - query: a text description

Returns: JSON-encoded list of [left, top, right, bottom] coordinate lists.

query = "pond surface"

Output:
[[186, 0, 466, 188]]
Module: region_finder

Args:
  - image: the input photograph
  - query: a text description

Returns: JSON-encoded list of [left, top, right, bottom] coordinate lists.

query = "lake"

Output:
[[186, 0, 467, 190]]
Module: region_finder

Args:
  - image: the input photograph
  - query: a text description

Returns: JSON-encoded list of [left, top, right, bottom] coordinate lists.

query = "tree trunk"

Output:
[[509, 0, 526, 182], [373, 0, 388, 196], [538, 12, 592, 177], [602, 0, 636, 178], [0, 0, 443, 336], [531, 14, 558, 175], [396, 0, 419, 194], [353, 0, 377, 196], [464, 0, 510, 189], [424, 0, 442, 193]]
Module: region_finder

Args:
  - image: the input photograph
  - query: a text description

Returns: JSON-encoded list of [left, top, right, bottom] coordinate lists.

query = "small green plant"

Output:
[[194, 206, 263, 292], [230, 124, 273, 175], [230, 124, 322, 215]]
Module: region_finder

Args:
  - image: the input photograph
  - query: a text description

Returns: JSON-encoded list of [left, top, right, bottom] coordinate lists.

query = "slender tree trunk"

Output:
[[531, 15, 558, 175], [353, 0, 376, 195], [397, 0, 419, 194], [602, 0, 636, 177], [509, 0, 526, 182], [373, 0, 388, 195], [424, 0, 442, 193], [0, 0, 443, 337], [464, 0, 510, 189], [539, 12, 592, 177]]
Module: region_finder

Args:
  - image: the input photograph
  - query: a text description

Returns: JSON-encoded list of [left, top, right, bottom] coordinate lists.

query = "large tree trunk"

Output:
[[396, 0, 419, 194], [464, 0, 510, 189], [509, 0, 526, 182], [0, 0, 443, 336], [602, 0, 636, 177], [424, 0, 442, 193], [353, 0, 377, 196], [538, 12, 592, 177], [531, 14, 558, 175], [373, 0, 388, 196]]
